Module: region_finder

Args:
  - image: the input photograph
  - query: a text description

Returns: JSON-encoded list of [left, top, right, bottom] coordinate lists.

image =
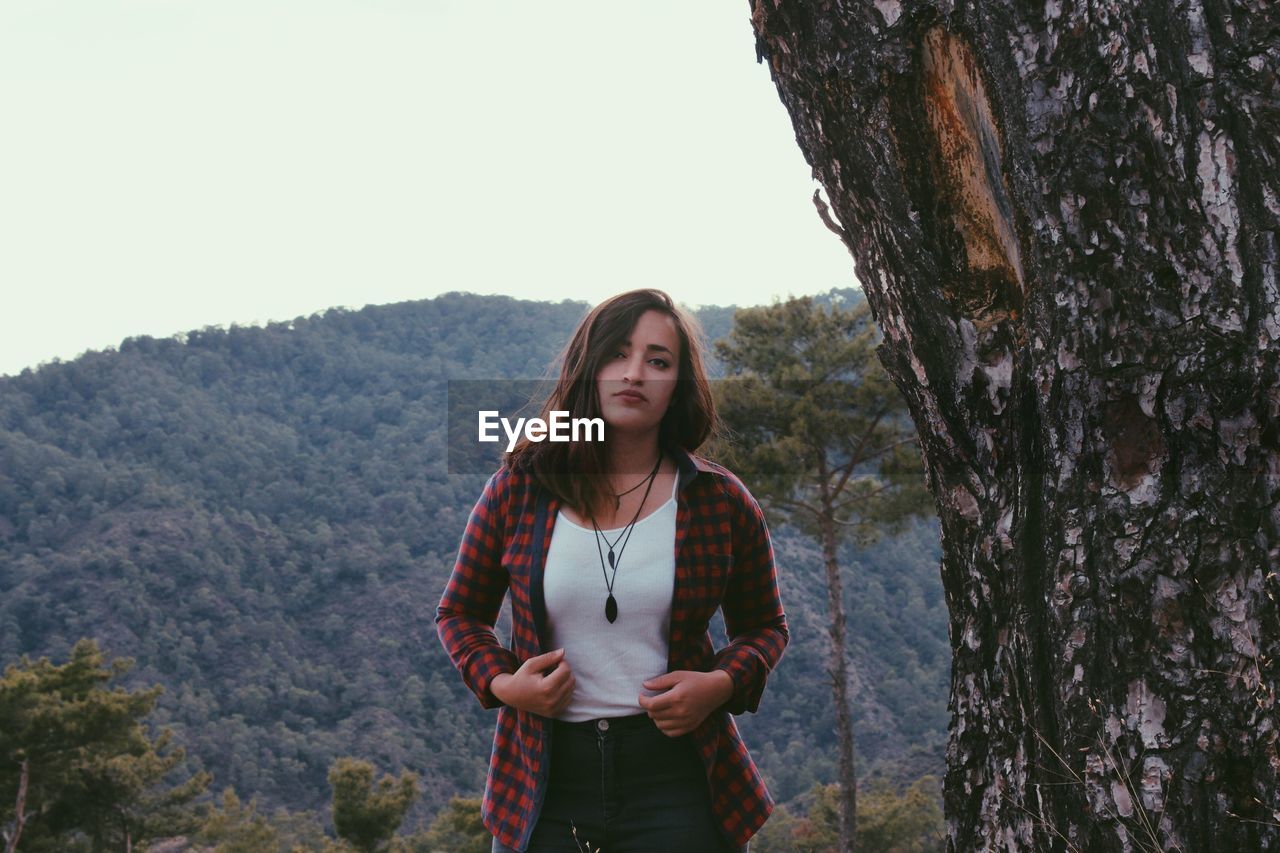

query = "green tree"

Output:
[[858, 775, 945, 853], [761, 778, 943, 853], [194, 788, 283, 853], [795, 783, 841, 853], [752, 804, 803, 853], [415, 796, 488, 853], [328, 758, 417, 853], [0, 638, 210, 852], [191, 786, 331, 853], [714, 296, 932, 853]]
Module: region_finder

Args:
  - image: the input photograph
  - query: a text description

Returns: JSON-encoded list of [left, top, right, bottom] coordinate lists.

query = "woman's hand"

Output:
[[637, 670, 734, 737], [490, 649, 575, 717]]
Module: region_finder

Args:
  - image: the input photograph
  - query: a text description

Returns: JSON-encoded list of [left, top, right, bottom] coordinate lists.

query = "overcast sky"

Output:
[[0, 1, 859, 377]]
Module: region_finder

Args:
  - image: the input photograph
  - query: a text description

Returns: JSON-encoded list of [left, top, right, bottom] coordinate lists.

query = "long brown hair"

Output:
[[506, 289, 715, 521]]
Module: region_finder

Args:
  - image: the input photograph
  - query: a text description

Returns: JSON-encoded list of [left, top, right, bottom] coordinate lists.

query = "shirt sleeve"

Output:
[[713, 480, 789, 714], [435, 470, 520, 710]]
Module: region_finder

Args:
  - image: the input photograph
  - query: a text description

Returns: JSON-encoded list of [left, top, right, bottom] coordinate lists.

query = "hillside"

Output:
[[0, 288, 946, 831]]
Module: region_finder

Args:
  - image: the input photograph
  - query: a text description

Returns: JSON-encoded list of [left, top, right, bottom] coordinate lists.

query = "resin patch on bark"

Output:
[[920, 27, 1025, 326]]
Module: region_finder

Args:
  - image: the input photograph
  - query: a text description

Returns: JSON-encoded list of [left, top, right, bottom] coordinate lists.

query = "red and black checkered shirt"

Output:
[[436, 447, 789, 851]]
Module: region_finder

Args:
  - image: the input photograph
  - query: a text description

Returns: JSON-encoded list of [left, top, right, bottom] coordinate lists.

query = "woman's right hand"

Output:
[[489, 648, 575, 716]]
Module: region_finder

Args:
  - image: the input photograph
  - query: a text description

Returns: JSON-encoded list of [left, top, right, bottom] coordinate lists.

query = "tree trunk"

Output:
[[749, 0, 1279, 849], [821, 512, 859, 852], [3, 758, 28, 853]]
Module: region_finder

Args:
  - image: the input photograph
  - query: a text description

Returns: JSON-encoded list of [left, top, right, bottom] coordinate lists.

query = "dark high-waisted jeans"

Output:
[[492, 714, 747, 853]]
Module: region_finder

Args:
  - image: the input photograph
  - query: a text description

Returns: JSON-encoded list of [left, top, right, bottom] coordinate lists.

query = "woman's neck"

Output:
[[604, 430, 662, 477]]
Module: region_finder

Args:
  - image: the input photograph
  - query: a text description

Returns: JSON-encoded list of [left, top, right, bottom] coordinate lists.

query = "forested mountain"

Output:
[[0, 289, 945, 832]]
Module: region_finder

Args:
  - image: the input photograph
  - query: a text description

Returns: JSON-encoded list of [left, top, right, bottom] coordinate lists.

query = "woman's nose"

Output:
[[622, 352, 645, 383]]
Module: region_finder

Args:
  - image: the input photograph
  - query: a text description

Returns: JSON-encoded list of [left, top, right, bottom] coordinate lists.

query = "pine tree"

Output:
[[0, 638, 210, 852], [328, 757, 417, 853], [714, 296, 932, 852]]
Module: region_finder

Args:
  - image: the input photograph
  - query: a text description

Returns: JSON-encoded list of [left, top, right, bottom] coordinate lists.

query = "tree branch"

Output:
[[831, 482, 897, 524], [812, 189, 849, 241], [768, 494, 824, 521], [834, 406, 889, 496], [860, 435, 920, 464]]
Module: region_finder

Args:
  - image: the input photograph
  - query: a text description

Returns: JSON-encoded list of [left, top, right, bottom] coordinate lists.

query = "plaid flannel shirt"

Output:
[[435, 447, 789, 851]]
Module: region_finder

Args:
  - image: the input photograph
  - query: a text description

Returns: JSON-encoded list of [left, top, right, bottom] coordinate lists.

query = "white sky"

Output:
[[0, 1, 859, 377]]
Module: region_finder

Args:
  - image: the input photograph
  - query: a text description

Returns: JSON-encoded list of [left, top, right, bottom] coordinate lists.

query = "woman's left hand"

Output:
[[638, 670, 735, 737]]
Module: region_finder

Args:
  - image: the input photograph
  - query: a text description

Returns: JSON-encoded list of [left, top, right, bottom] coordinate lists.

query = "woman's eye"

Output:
[[649, 358, 671, 369]]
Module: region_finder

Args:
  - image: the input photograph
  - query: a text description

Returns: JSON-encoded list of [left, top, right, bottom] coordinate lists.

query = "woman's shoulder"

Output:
[[682, 452, 763, 514], [688, 453, 739, 486], [475, 460, 531, 503]]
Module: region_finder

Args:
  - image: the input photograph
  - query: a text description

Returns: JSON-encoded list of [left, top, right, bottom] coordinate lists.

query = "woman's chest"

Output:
[[500, 488, 737, 644], [543, 504, 677, 626]]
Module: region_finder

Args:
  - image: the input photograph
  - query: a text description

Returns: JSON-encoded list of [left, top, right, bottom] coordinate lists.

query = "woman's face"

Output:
[[595, 309, 682, 438]]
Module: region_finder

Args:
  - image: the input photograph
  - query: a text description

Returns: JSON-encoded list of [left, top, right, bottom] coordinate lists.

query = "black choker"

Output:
[[591, 453, 662, 624]]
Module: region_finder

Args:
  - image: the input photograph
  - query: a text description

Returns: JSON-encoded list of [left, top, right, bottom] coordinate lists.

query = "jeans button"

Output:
[[597, 719, 609, 732]]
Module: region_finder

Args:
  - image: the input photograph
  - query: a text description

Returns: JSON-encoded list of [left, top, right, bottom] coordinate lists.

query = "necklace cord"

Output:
[[609, 451, 664, 509], [591, 453, 663, 607]]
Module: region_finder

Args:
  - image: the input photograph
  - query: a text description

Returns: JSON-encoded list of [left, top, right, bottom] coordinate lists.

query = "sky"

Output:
[[0, 1, 859, 377]]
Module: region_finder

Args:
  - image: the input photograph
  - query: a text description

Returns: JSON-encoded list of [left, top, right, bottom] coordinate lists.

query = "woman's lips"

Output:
[[614, 390, 646, 402]]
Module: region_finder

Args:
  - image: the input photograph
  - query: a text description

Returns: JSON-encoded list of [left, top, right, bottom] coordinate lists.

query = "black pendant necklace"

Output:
[[592, 453, 662, 624]]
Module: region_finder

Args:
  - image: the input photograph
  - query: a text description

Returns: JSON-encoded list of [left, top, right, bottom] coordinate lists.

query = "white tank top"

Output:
[[543, 475, 678, 721]]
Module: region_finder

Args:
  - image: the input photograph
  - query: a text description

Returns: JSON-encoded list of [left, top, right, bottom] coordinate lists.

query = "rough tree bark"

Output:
[[749, 0, 1279, 849]]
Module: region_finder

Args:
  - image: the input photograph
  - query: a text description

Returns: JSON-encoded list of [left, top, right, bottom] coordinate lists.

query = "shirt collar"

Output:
[[666, 444, 715, 493]]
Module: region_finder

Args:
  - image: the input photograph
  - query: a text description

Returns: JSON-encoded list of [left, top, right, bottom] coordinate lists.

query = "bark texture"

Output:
[[749, 0, 1279, 849]]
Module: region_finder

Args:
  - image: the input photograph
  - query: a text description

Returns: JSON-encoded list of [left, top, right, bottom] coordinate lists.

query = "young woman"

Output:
[[436, 289, 788, 853]]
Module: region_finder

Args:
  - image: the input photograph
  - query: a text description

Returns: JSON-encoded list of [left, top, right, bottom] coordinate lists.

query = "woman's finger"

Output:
[[642, 690, 678, 712], [545, 676, 573, 714], [543, 665, 571, 692], [659, 720, 686, 737], [557, 677, 576, 708], [523, 648, 566, 674], [656, 710, 687, 731]]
